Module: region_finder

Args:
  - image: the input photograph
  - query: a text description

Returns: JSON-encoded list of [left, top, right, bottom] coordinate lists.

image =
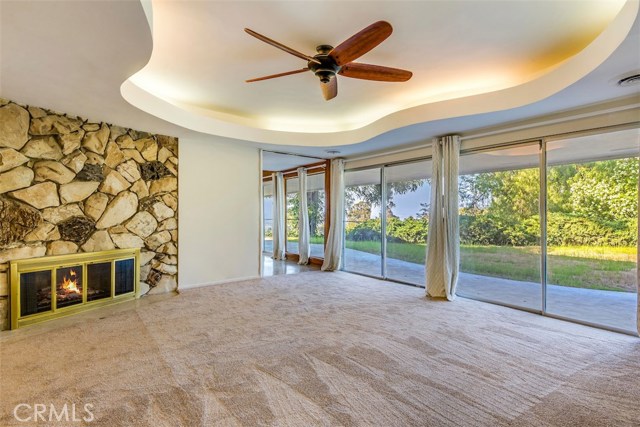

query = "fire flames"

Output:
[[61, 269, 81, 294]]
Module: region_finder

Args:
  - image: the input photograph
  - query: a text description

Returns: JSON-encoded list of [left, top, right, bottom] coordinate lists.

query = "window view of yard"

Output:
[[266, 130, 637, 331], [544, 133, 638, 328], [341, 131, 638, 331], [286, 188, 299, 254], [345, 242, 636, 292], [344, 168, 382, 276], [284, 173, 326, 258]]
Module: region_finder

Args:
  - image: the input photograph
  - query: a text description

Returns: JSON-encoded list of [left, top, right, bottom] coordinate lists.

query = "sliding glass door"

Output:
[[341, 127, 637, 333], [384, 161, 431, 285], [545, 129, 638, 331], [344, 168, 383, 277], [456, 130, 637, 332], [343, 161, 431, 284], [457, 143, 542, 310]]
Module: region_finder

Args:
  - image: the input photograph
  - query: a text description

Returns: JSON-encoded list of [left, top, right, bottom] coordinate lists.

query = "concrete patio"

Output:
[[265, 241, 638, 333]]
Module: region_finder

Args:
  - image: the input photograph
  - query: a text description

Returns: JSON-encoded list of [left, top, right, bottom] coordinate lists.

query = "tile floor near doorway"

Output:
[[262, 254, 320, 276]]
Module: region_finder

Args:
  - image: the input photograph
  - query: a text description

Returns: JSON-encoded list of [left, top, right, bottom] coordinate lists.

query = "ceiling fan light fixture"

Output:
[[244, 21, 412, 100], [315, 70, 336, 84]]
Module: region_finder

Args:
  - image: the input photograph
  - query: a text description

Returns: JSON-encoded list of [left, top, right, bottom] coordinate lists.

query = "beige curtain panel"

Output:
[[426, 135, 461, 300]]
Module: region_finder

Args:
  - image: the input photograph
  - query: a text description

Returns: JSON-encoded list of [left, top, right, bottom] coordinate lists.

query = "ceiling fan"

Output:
[[244, 21, 412, 101]]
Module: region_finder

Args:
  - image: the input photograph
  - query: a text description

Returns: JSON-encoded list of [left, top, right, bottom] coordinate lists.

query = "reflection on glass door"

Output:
[[457, 143, 542, 310], [344, 168, 382, 276], [545, 129, 638, 332], [384, 161, 431, 285]]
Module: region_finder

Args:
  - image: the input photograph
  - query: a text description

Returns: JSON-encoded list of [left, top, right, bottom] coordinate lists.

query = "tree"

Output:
[[348, 201, 372, 224], [418, 202, 430, 219], [567, 158, 638, 222], [307, 190, 324, 237], [546, 164, 577, 213], [286, 193, 299, 238], [346, 180, 424, 211], [459, 174, 493, 214]]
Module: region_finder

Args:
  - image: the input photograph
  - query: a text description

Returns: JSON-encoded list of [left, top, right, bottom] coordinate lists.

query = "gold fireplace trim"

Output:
[[9, 248, 140, 329]]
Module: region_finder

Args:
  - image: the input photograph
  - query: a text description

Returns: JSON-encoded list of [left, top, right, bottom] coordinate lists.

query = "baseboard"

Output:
[[178, 275, 261, 290]]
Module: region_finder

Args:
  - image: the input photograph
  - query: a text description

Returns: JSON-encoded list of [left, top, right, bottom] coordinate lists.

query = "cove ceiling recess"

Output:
[[123, 0, 636, 147]]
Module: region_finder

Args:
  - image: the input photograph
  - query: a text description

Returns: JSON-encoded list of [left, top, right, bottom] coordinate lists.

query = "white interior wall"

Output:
[[178, 136, 260, 289]]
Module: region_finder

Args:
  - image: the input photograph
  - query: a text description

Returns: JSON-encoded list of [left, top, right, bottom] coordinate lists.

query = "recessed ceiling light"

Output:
[[617, 73, 640, 87]]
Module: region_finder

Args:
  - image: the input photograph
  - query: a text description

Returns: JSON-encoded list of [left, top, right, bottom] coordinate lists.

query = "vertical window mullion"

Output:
[[540, 139, 548, 314], [381, 167, 387, 279]]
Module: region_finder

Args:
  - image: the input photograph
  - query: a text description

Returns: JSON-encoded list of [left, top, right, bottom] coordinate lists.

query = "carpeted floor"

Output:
[[1, 271, 639, 426]]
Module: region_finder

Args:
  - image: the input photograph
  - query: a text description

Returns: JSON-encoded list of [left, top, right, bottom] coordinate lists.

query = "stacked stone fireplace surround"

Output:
[[0, 98, 178, 330]]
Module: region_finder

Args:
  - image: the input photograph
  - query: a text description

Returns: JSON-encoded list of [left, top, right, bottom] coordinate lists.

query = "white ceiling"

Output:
[[132, 0, 623, 129], [1, 0, 639, 161]]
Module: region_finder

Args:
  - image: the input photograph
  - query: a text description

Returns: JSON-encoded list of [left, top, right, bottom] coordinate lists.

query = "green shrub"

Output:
[[387, 217, 429, 243], [346, 217, 429, 244], [460, 212, 636, 247], [547, 213, 636, 246], [346, 219, 381, 242]]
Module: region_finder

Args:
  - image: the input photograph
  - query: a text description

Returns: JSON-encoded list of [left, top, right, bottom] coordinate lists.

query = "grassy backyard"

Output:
[[345, 240, 636, 292]]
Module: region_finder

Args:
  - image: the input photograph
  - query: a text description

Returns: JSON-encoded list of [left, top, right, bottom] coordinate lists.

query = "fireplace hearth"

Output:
[[10, 249, 140, 329]]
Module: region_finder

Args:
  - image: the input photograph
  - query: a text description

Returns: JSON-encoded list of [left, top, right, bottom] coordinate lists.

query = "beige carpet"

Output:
[[1, 271, 639, 426]]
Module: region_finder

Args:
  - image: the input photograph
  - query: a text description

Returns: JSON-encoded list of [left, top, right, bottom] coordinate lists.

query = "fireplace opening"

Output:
[[10, 249, 140, 329], [56, 265, 83, 309]]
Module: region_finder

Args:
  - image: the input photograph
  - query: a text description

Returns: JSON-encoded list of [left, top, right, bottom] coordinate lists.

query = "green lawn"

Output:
[[286, 236, 324, 244], [344, 240, 637, 292]]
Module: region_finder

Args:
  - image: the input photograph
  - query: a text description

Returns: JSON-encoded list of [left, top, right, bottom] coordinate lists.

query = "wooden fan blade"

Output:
[[321, 78, 337, 101], [246, 68, 309, 83], [245, 28, 320, 64], [339, 63, 412, 82], [329, 21, 392, 66]]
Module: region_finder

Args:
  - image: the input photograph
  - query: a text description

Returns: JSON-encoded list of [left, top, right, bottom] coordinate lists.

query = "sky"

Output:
[[389, 181, 431, 219]]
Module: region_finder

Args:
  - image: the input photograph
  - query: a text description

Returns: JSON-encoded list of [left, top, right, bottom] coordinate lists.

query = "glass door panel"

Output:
[[457, 143, 542, 310], [87, 262, 111, 301], [307, 172, 325, 259], [384, 161, 431, 285], [20, 270, 52, 316], [545, 129, 638, 331], [344, 168, 382, 276], [115, 259, 135, 295], [285, 177, 299, 255]]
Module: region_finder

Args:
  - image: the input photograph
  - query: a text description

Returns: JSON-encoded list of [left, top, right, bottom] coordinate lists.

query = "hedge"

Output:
[[346, 214, 636, 247]]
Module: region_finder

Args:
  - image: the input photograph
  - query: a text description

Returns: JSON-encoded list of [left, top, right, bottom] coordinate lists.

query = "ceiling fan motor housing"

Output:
[[308, 45, 340, 83]]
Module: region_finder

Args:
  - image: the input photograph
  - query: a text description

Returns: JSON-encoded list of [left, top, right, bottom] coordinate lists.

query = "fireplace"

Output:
[[10, 249, 140, 329]]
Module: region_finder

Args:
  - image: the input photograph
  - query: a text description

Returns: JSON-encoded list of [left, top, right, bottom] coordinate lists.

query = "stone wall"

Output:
[[0, 98, 178, 330]]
